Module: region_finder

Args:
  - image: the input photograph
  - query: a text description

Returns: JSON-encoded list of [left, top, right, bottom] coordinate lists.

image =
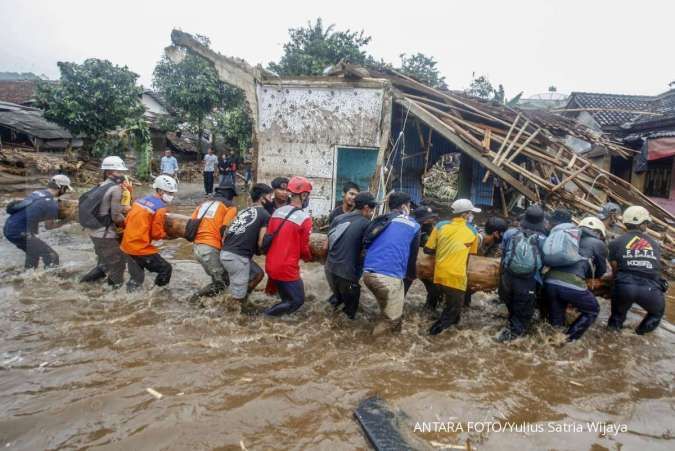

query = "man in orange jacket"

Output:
[[189, 183, 238, 303], [121, 175, 178, 292]]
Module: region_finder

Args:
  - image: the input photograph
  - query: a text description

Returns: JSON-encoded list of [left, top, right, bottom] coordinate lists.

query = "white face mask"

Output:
[[467, 213, 474, 224], [401, 205, 410, 216], [161, 193, 174, 203]]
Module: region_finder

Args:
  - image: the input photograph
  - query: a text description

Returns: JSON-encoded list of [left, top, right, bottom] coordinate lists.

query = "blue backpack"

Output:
[[505, 230, 541, 276], [542, 223, 584, 267]]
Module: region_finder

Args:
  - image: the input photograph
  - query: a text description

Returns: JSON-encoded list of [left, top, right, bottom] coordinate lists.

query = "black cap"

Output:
[[550, 208, 572, 226], [413, 206, 438, 223], [215, 183, 237, 196], [271, 177, 289, 189], [521, 205, 546, 233], [354, 191, 378, 209]]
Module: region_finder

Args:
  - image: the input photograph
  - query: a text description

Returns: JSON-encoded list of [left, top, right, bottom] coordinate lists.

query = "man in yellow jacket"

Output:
[[424, 198, 480, 335]]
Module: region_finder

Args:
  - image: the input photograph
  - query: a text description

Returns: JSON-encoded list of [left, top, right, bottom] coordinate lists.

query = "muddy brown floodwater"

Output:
[[0, 187, 674, 450]]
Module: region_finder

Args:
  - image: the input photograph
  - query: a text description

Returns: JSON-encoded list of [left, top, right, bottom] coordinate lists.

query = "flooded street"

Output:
[[0, 188, 674, 450]]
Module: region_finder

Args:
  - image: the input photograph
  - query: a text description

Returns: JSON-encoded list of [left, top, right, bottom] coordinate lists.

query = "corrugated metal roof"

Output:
[[0, 109, 73, 139]]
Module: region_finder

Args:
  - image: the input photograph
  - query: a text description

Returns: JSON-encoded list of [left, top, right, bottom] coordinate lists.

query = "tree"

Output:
[[153, 51, 226, 158], [36, 59, 144, 149], [467, 74, 522, 107], [268, 18, 372, 76], [398, 53, 447, 89]]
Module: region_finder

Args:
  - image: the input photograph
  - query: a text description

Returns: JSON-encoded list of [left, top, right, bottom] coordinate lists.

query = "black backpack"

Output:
[[362, 211, 399, 249], [185, 201, 217, 242], [78, 183, 114, 229]]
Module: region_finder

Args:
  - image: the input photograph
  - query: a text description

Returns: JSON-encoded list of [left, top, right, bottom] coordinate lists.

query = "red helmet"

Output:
[[287, 176, 313, 194]]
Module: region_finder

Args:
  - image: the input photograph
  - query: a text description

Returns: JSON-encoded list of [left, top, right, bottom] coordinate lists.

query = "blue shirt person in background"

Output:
[[160, 150, 179, 177]]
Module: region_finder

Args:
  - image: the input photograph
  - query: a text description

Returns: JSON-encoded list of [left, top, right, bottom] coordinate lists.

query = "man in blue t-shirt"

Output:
[[3, 174, 73, 269], [362, 192, 420, 335]]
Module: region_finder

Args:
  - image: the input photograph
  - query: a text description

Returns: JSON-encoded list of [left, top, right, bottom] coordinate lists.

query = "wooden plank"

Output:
[[551, 162, 592, 192], [396, 96, 539, 202]]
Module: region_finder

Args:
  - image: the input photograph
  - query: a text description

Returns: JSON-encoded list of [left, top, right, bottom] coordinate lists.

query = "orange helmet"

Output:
[[287, 176, 313, 194]]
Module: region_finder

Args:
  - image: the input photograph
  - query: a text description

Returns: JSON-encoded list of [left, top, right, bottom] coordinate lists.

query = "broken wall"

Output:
[[256, 80, 389, 216]]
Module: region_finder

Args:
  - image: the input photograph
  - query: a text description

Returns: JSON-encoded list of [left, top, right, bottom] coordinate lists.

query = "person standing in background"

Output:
[[160, 150, 179, 178], [203, 148, 218, 196]]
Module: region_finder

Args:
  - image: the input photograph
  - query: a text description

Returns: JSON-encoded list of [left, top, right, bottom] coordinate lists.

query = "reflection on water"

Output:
[[0, 192, 673, 450]]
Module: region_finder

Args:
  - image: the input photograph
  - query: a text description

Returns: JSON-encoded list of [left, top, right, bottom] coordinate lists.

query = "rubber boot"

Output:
[[80, 265, 107, 283], [636, 314, 662, 335], [188, 281, 225, 304]]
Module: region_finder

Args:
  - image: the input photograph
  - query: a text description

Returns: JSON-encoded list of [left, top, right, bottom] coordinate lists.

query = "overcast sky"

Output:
[[1, 0, 673, 97]]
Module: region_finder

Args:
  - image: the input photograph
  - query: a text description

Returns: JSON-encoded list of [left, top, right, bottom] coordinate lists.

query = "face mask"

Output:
[[301, 195, 309, 209], [467, 213, 474, 224], [111, 175, 125, 184], [161, 193, 174, 203], [401, 205, 410, 216]]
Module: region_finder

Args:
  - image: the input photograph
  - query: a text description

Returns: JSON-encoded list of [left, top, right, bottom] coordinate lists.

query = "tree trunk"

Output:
[[56, 199, 612, 295]]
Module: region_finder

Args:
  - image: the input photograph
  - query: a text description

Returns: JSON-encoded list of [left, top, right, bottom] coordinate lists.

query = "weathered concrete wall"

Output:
[[256, 81, 388, 216]]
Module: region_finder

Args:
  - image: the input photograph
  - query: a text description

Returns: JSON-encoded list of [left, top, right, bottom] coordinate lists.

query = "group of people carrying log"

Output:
[[2, 155, 668, 341]]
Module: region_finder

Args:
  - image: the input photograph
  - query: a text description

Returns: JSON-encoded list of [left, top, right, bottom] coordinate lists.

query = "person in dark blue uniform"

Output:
[[608, 206, 666, 335], [3, 175, 73, 269]]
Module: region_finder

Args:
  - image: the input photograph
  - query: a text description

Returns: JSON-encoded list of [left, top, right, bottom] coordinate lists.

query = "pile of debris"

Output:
[[360, 67, 675, 259]]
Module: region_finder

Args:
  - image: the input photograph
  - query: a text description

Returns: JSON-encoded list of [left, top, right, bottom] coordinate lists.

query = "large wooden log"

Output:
[[58, 200, 611, 294]]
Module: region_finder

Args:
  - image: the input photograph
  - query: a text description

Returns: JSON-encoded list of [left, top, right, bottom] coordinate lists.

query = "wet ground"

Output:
[[0, 184, 674, 450]]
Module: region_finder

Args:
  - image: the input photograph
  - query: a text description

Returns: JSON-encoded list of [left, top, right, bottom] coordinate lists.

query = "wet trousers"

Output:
[[499, 272, 537, 336], [264, 279, 305, 316], [363, 272, 405, 321], [8, 233, 59, 269], [545, 283, 599, 340], [82, 237, 126, 287], [608, 282, 665, 335], [126, 253, 172, 290], [325, 269, 361, 319], [403, 278, 442, 309], [429, 286, 465, 335], [203, 171, 214, 194]]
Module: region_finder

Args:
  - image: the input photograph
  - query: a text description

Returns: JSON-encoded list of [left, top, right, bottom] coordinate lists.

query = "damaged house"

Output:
[[167, 30, 674, 266], [562, 87, 675, 213]]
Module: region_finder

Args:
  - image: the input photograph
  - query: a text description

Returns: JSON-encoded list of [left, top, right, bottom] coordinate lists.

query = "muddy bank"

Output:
[[0, 196, 674, 450]]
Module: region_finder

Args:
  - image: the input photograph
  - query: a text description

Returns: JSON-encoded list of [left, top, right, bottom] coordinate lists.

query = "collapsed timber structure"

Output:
[[167, 30, 675, 265]]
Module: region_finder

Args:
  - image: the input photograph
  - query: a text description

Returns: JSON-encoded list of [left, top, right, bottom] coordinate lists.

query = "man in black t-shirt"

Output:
[[324, 191, 377, 319], [328, 181, 360, 224], [607, 205, 665, 335], [220, 183, 274, 312]]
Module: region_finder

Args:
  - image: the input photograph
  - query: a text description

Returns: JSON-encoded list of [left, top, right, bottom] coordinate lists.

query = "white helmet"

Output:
[[579, 216, 606, 238], [50, 174, 73, 192], [152, 174, 178, 193], [623, 206, 651, 225], [101, 156, 128, 171]]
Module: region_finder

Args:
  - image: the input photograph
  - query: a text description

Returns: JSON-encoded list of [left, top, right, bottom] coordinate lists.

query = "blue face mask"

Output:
[[467, 213, 474, 224]]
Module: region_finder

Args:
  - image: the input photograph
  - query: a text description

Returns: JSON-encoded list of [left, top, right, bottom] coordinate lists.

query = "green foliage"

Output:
[[153, 52, 226, 141], [398, 53, 447, 89], [92, 119, 153, 180], [36, 59, 144, 145], [467, 74, 522, 106], [153, 43, 252, 158], [212, 103, 252, 152], [267, 18, 372, 76]]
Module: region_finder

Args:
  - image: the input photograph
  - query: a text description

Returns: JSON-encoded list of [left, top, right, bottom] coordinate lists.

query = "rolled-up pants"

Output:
[[363, 272, 405, 321], [126, 253, 172, 289], [8, 233, 59, 269], [90, 236, 126, 286]]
